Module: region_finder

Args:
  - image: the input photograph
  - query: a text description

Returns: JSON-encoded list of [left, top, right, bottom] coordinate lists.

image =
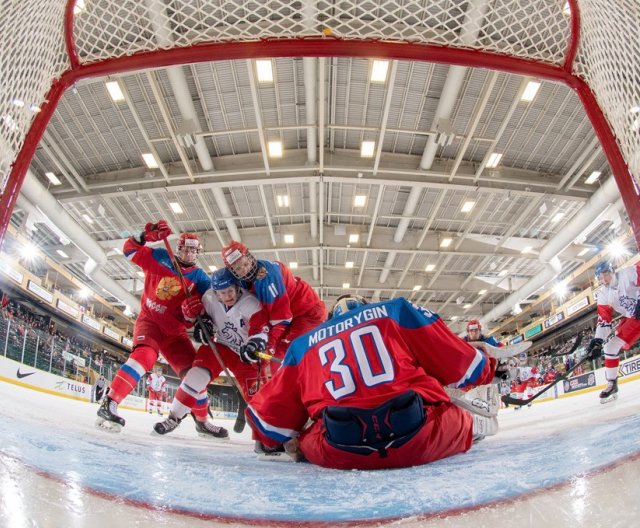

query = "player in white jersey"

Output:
[[146, 367, 167, 415], [154, 268, 262, 436], [587, 259, 640, 403]]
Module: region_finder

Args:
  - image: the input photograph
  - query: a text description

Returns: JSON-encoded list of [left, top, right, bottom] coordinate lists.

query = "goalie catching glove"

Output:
[[587, 337, 603, 359], [143, 220, 172, 242], [239, 336, 267, 363]]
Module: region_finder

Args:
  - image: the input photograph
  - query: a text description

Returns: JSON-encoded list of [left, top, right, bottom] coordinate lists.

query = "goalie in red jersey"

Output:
[[96, 220, 228, 439], [221, 241, 327, 365], [246, 294, 502, 469]]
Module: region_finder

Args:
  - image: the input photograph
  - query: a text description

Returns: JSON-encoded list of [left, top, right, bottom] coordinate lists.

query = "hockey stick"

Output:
[[501, 335, 584, 407], [161, 238, 248, 402]]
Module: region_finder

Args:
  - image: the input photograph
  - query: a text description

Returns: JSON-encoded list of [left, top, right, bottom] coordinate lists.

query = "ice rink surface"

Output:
[[1, 377, 640, 528]]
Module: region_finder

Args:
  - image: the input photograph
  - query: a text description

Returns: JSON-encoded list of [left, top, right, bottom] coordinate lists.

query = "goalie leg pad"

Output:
[[446, 384, 500, 418]]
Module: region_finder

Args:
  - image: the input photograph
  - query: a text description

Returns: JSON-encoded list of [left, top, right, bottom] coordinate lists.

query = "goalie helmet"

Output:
[[176, 233, 201, 266], [221, 240, 258, 282], [329, 294, 368, 319], [594, 259, 614, 279]]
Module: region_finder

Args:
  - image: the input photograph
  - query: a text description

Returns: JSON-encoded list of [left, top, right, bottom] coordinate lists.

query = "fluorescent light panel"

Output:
[[348, 234, 359, 243], [370, 60, 389, 83], [56, 249, 69, 258], [521, 81, 541, 102], [289, 262, 298, 269], [461, 201, 475, 213], [283, 234, 294, 244], [585, 171, 601, 184], [45, 172, 62, 185], [268, 141, 282, 158], [577, 248, 590, 257], [256, 60, 273, 82], [105, 81, 125, 102], [440, 238, 452, 248], [209, 265, 217, 272], [142, 153, 159, 169], [551, 213, 564, 223], [412, 285, 421, 291], [354, 195, 367, 207], [276, 194, 289, 207], [425, 264, 435, 272], [478, 289, 487, 295], [342, 283, 350, 289], [486, 152, 503, 169], [82, 214, 94, 224], [360, 141, 375, 158], [169, 202, 183, 214], [345, 261, 354, 269]]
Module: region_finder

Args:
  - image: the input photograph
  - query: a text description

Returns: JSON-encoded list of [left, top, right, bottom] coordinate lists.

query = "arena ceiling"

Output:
[[9, 55, 630, 334]]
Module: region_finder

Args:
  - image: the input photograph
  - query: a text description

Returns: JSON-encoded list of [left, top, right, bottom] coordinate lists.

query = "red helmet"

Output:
[[467, 319, 481, 332], [221, 241, 257, 281], [176, 233, 201, 265]]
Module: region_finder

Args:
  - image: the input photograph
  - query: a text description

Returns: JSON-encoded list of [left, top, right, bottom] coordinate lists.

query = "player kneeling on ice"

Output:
[[245, 294, 504, 470], [589, 258, 640, 404], [154, 267, 263, 437]]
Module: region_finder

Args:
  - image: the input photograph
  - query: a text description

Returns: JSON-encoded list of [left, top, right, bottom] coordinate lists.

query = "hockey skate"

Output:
[[153, 413, 182, 435], [255, 440, 294, 462], [194, 419, 229, 440], [446, 384, 500, 418], [599, 379, 618, 404], [234, 399, 247, 434], [96, 397, 125, 432]]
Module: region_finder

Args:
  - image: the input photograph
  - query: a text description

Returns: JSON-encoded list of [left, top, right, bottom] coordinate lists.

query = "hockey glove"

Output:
[[181, 296, 204, 323], [193, 315, 216, 344], [143, 220, 172, 242], [238, 336, 267, 363], [587, 337, 604, 359]]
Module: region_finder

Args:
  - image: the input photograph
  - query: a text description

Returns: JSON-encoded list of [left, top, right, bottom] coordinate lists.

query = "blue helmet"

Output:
[[329, 294, 368, 319], [594, 259, 614, 279], [211, 268, 238, 291]]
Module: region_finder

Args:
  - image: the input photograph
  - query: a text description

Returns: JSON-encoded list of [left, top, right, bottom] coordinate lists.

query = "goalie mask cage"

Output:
[[0, 0, 639, 246]]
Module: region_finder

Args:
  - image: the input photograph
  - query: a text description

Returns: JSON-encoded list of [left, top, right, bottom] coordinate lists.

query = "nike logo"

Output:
[[16, 368, 36, 379]]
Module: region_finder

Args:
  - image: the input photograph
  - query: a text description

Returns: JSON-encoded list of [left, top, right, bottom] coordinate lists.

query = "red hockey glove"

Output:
[[143, 220, 172, 242], [181, 296, 203, 323]]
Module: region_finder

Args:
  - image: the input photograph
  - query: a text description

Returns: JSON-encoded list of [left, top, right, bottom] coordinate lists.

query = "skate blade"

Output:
[[95, 417, 123, 433], [196, 432, 230, 442], [600, 394, 618, 404], [256, 452, 295, 463]]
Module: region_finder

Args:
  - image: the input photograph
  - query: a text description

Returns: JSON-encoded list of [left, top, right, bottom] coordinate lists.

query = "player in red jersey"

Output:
[[246, 294, 501, 469], [221, 241, 327, 364], [96, 220, 228, 439]]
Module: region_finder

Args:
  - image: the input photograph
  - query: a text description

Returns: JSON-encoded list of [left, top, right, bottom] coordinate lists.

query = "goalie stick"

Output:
[[501, 335, 585, 407]]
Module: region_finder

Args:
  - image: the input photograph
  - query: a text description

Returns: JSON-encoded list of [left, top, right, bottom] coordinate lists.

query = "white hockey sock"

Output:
[[171, 367, 211, 419], [604, 336, 625, 381]]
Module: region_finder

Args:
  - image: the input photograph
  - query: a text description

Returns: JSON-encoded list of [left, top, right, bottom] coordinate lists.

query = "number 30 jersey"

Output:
[[247, 297, 496, 445]]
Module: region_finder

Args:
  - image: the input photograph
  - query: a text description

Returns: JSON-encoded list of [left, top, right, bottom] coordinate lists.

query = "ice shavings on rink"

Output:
[[1, 390, 640, 524]]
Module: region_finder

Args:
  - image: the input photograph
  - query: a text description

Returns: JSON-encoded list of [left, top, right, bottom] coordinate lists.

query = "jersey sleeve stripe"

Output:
[[246, 405, 297, 443], [451, 348, 486, 388]]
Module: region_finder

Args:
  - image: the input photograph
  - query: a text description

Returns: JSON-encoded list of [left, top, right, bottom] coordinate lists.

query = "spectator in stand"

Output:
[[96, 220, 228, 439], [221, 241, 327, 365], [464, 320, 507, 383], [246, 295, 503, 469], [587, 258, 640, 403]]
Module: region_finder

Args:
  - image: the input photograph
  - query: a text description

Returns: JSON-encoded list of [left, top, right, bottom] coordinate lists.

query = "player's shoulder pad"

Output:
[[390, 298, 440, 328], [253, 260, 286, 302]]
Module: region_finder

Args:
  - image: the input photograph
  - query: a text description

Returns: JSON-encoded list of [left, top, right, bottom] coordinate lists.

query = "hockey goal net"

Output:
[[0, 0, 639, 241]]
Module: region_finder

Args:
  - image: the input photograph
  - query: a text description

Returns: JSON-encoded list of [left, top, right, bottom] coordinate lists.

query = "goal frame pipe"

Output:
[[1, 7, 638, 249]]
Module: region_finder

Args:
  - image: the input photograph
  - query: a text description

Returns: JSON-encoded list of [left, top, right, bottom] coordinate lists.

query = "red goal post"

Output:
[[1, 0, 639, 246]]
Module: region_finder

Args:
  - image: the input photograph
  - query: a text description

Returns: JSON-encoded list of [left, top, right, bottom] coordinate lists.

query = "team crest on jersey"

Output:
[[256, 267, 267, 280], [218, 322, 244, 348], [156, 276, 182, 300]]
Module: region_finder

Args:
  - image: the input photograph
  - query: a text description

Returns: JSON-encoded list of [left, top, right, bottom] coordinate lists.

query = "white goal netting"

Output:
[[0, 0, 639, 226]]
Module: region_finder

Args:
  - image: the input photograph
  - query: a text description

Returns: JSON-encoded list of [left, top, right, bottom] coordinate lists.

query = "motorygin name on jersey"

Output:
[[308, 305, 389, 346]]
